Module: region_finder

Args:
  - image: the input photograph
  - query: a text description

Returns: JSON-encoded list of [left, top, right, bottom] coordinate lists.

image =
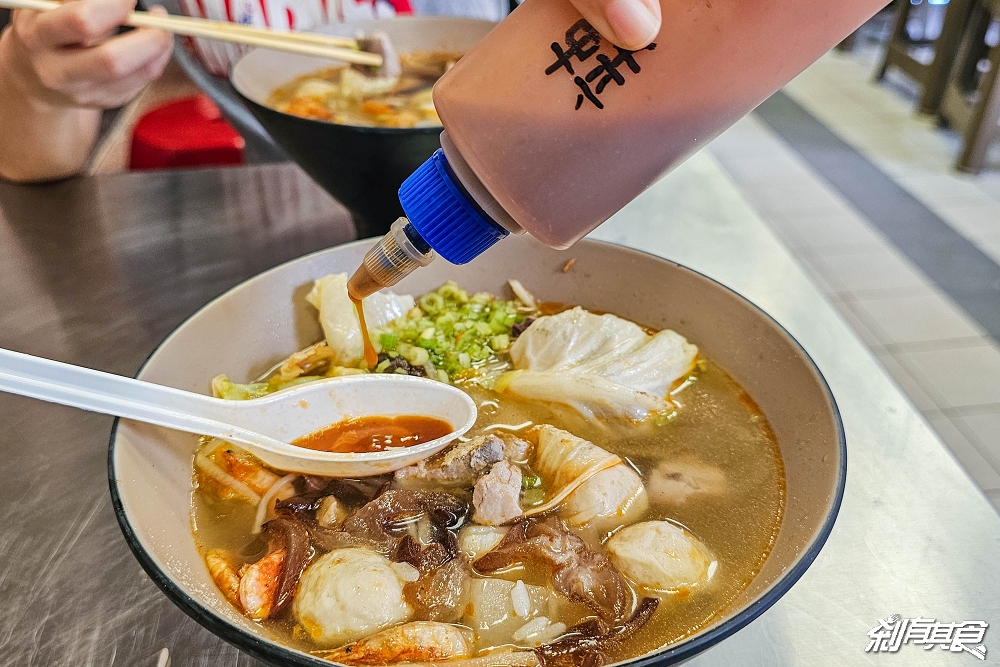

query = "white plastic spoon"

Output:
[[0, 347, 476, 476]]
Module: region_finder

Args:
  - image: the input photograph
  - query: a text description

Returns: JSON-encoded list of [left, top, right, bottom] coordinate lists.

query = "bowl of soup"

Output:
[[230, 17, 494, 239], [109, 236, 844, 666]]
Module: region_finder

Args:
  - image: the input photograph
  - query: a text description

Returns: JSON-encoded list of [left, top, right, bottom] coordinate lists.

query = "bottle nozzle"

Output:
[[348, 217, 435, 299]]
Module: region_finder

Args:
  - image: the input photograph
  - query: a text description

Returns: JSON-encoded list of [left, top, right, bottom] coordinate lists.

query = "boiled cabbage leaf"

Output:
[[306, 273, 414, 366], [500, 308, 698, 420]]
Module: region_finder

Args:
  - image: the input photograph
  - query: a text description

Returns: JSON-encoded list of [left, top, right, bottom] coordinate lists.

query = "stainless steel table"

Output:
[[1, 153, 997, 667]]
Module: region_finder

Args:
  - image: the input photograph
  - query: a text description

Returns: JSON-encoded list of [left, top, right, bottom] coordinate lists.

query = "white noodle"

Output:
[[194, 452, 261, 504], [482, 421, 533, 433], [252, 474, 297, 534]]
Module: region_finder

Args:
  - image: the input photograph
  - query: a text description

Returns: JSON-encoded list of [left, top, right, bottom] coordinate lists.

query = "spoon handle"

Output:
[[0, 347, 274, 445]]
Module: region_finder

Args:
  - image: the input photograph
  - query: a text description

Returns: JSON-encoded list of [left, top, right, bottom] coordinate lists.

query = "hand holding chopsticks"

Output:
[[0, 0, 383, 65]]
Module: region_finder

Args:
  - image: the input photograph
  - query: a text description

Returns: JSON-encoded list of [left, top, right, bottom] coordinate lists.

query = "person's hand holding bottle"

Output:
[[566, 0, 660, 50], [0, 0, 173, 182]]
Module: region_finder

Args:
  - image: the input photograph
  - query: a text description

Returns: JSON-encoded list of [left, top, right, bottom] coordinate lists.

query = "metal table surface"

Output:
[[1, 153, 998, 667]]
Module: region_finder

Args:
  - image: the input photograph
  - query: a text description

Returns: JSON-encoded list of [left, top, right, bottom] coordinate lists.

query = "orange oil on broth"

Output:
[[292, 415, 453, 453]]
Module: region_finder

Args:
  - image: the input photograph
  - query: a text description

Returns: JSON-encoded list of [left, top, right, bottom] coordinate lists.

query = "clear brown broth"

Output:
[[191, 358, 784, 659]]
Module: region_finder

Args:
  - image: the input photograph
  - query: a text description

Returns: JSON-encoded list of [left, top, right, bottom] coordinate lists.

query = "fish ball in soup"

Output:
[[606, 521, 717, 594], [648, 457, 727, 506], [294, 548, 412, 645]]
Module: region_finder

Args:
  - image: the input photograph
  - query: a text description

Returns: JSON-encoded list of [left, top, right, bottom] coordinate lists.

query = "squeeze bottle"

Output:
[[348, 0, 887, 298]]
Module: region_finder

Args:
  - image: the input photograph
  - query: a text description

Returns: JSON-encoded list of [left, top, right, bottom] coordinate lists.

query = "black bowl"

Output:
[[230, 17, 495, 238]]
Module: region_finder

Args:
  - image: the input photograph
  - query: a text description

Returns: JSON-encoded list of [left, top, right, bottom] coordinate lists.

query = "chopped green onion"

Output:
[[419, 293, 445, 313], [378, 281, 534, 382], [522, 475, 542, 489], [406, 346, 429, 366], [521, 487, 545, 507], [375, 359, 391, 373], [379, 333, 398, 351], [490, 334, 510, 351]]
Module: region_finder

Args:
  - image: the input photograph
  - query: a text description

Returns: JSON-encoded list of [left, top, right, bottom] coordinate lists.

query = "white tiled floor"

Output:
[[809, 245, 931, 293], [707, 41, 1000, 514], [900, 342, 1000, 409], [849, 286, 986, 345]]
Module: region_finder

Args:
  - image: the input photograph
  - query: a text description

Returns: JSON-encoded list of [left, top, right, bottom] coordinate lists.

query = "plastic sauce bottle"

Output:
[[348, 0, 886, 299]]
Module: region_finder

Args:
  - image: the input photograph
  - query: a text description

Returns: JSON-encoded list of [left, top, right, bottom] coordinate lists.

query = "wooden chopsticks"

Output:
[[0, 0, 383, 66]]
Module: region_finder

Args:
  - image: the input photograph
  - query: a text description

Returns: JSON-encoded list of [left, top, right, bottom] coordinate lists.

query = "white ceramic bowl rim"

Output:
[[108, 237, 846, 667]]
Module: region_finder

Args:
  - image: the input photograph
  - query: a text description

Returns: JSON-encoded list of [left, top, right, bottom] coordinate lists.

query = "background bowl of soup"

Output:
[[230, 17, 495, 239], [109, 235, 845, 666]]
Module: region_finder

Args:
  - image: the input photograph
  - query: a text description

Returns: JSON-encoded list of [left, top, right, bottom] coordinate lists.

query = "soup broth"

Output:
[[462, 363, 784, 658], [192, 281, 784, 664]]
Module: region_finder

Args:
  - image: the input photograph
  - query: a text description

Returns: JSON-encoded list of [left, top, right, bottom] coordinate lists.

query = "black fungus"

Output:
[[375, 352, 427, 377], [511, 317, 536, 339], [535, 597, 659, 666], [276, 475, 392, 515]]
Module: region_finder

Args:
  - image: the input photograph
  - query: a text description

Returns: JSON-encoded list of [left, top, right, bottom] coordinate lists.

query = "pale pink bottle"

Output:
[[348, 0, 887, 297]]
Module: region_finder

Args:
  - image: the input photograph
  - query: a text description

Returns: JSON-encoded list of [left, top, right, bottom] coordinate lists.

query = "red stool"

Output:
[[130, 94, 245, 171]]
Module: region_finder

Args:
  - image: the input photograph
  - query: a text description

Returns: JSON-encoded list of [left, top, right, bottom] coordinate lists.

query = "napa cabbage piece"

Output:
[[211, 342, 367, 400], [500, 308, 698, 420], [526, 425, 647, 530], [307, 273, 414, 366]]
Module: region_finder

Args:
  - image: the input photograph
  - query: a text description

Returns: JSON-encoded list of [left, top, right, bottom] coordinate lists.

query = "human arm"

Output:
[[565, 0, 660, 50], [0, 0, 173, 183]]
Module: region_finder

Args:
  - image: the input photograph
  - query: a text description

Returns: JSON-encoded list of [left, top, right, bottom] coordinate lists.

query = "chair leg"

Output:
[[918, 0, 976, 113], [957, 7, 993, 93], [875, 0, 912, 81], [837, 30, 859, 53], [956, 43, 1000, 173]]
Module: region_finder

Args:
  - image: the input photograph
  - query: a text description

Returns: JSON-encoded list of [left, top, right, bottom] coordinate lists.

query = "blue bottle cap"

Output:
[[398, 149, 509, 265]]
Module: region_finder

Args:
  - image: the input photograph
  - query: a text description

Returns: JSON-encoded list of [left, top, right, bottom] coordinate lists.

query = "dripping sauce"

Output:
[[350, 293, 379, 368]]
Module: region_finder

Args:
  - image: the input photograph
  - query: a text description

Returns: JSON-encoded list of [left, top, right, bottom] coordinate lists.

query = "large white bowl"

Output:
[[109, 236, 845, 666]]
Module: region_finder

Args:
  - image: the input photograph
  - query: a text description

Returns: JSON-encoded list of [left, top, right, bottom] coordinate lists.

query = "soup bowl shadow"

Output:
[[230, 17, 495, 239], [109, 236, 845, 666]]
